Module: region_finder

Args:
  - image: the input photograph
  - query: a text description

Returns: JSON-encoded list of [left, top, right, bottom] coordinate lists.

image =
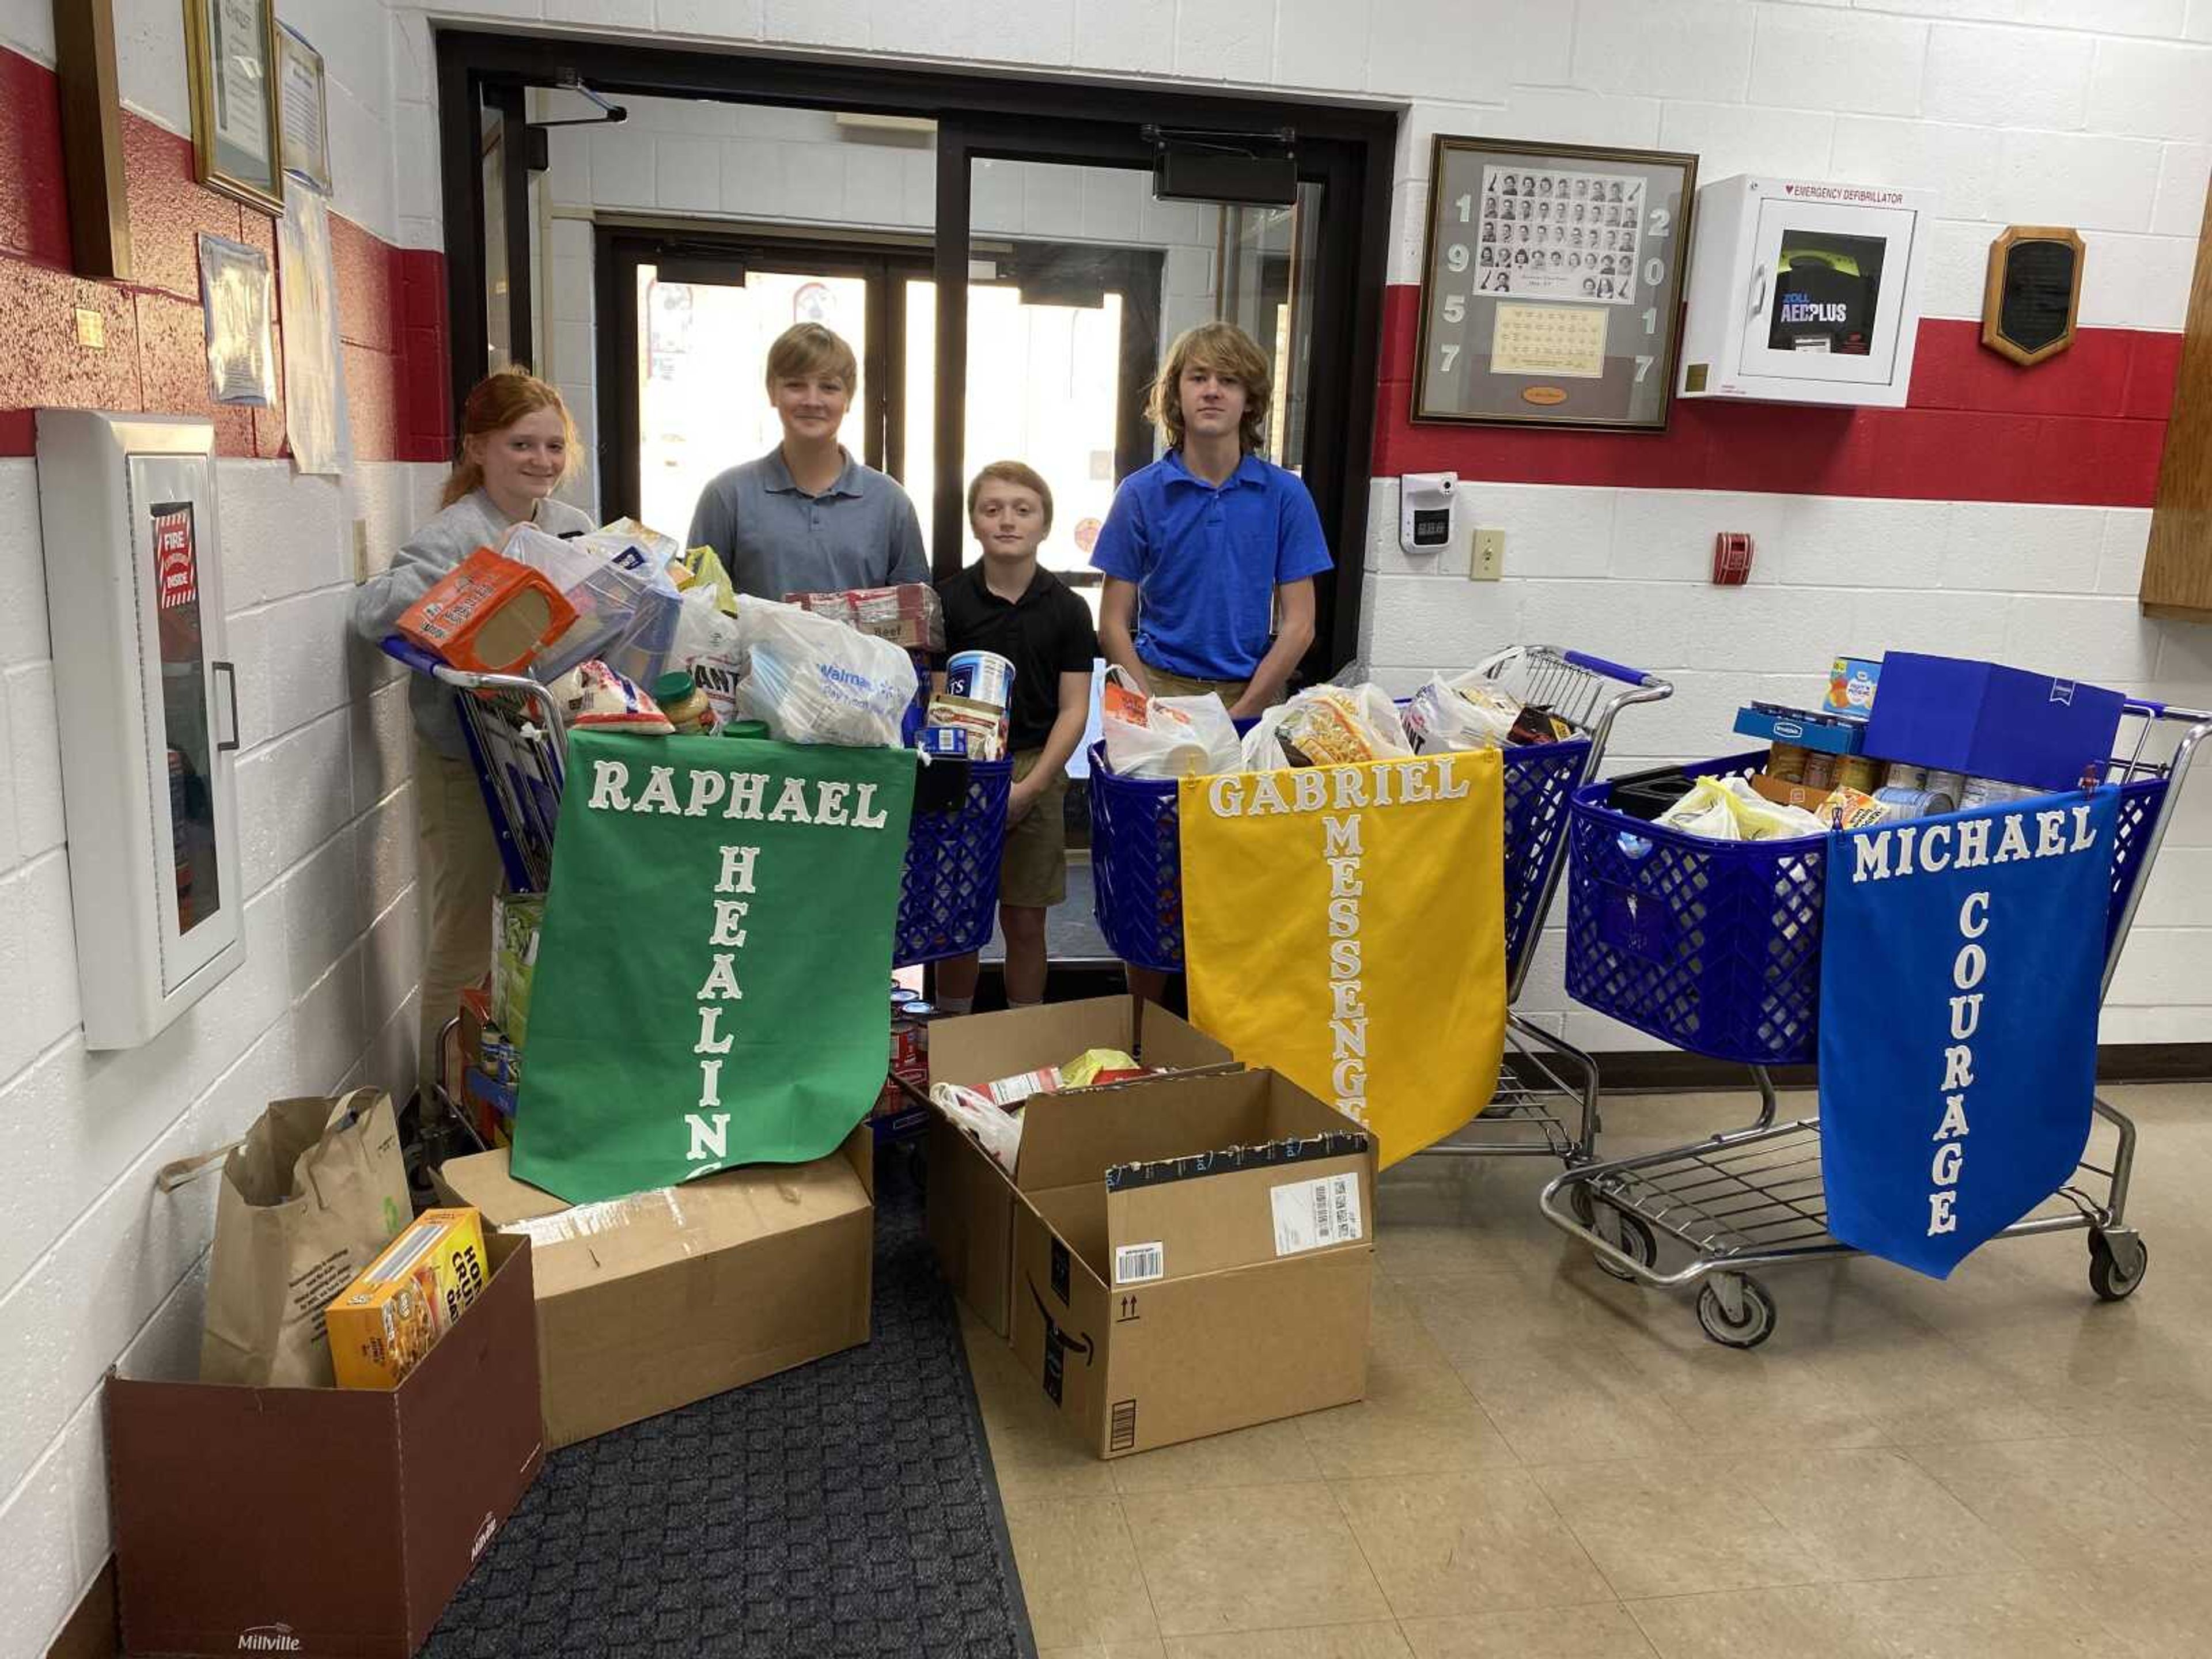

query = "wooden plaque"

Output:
[[1982, 226, 2083, 367]]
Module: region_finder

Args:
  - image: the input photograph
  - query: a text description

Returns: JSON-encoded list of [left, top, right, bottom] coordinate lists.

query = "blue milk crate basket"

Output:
[[1088, 732, 1590, 980], [1563, 750, 2168, 1066], [893, 756, 1012, 967]]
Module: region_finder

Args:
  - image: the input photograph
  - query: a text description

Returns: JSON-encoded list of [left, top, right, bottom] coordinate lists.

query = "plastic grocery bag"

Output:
[[1403, 671, 1523, 754], [1656, 775, 1825, 842], [1098, 666, 1241, 778], [670, 586, 748, 726], [506, 524, 678, 682], [929, 1081, 1023, 1173], [733, 596, 918, 747], [1241, 683, 1412, 771]]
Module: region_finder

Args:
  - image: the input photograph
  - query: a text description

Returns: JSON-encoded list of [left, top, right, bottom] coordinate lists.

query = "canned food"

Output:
[[1836, 754, 1883, 794], [1960, 775, 2036, 809], [1880, 761, 1929, 793], [1874, 786, 1944, 821], [918, 725, 971, 758], [946, 650, 1016, 710], [1768, 742, 1810, 784], [1800, 749, 1839, 791], [1923, 769, 1967, 804]]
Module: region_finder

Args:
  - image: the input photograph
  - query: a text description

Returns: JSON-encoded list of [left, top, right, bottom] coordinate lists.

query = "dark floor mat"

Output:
[[421, 1143, 1036, 1659]]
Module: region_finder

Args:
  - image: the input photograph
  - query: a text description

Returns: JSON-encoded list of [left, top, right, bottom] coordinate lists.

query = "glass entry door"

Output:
[[931, 120, 1366, 677]]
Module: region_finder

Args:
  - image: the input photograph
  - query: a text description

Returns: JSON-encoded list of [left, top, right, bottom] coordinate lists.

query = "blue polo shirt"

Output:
[[1089, 450, 1332, 681]]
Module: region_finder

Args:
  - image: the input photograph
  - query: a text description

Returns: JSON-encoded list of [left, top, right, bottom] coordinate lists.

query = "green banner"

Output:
[[510, 730, 916, 1205]]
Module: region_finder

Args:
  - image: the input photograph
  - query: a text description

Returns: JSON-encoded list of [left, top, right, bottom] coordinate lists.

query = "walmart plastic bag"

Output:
[[733, 596, 917, 748], [1656, 775, 1824, 842], [1242, 683, 1412, 771]]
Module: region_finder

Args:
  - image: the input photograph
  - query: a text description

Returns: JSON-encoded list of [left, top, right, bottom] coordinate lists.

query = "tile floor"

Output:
[[961, 1081, 2212, 1658]]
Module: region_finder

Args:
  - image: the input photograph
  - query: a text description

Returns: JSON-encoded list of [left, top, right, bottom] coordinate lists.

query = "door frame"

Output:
[[594, 224, 1166, 546], [595, 225, 930, 514], [434, 25, 1395, 677]]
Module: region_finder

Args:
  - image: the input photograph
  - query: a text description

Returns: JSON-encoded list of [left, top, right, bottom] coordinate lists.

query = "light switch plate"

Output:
[[1471, 528, 1505, 581]]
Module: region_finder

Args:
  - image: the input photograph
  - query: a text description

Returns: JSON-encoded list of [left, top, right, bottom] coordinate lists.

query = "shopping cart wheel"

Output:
[[1696, 1274, 1776, 1350], [1567, 1182, 1596, 1229], [2088, 1230, 2149, 1302], [1593, 1207, 1656, 1282]]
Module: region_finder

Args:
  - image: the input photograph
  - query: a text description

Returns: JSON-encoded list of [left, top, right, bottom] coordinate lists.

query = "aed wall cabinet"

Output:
[[1677, 175, 1934, 408], [35, 412, 244, 1048]]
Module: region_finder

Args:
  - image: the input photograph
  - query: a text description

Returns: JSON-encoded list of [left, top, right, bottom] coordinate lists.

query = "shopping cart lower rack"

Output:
[[1540, 699, 2211, 1347], [1088, 644, 1671, 1167]]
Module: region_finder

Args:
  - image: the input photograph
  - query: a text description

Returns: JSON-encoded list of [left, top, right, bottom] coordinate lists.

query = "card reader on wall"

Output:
[[1400, 472, 1457, 556]]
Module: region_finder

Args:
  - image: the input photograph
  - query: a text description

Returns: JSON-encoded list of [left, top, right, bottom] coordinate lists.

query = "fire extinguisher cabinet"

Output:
[[36, 411, 244, 1048]]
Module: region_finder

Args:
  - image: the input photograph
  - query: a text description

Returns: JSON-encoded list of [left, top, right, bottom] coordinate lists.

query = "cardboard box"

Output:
[[1825, 655, 1882, 715], [1732, 701, 1866, 755], [1007, 1067, 1376, 1457], [436, 1126, 873, 1448], [925, 998, 1236, 1338], [1863, 652, 2124, 792], [108, 1236, 545, 1659]]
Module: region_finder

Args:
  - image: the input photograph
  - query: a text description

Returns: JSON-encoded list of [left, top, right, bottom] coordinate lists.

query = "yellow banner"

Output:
[[1180, 751, 1508, 1170]]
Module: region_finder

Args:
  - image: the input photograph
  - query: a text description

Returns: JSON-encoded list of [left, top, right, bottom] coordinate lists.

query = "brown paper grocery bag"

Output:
[[169, 1090, 412, 1387]]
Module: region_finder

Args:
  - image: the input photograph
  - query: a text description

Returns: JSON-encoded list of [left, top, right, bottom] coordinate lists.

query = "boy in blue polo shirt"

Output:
[[1091, 321, 1332, 719]]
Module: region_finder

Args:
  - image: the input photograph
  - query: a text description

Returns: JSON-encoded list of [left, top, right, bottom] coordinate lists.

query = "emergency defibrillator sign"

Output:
[[1817, 793, 2118, 1278]]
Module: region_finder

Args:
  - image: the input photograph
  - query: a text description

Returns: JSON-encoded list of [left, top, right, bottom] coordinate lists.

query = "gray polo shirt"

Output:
[[350, 487, 596, 759], [685, 448, 929, 601]]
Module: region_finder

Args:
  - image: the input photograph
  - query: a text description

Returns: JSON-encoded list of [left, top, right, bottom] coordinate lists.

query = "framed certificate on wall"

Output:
[[1412, 137, 1697, 431], [184, 0, 285, 213]]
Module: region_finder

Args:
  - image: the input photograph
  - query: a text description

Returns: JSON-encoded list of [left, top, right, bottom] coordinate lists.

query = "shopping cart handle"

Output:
[[2126, 697, 2169, 719], [380, 635, 449, 679], [1563, 649, 1658, 688]]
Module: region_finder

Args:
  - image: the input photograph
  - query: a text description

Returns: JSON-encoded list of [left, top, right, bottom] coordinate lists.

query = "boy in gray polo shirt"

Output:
[[686, 323, 929, 599]]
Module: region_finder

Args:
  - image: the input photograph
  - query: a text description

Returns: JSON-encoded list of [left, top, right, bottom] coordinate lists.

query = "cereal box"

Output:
[[328, 1209, 489, 1389]]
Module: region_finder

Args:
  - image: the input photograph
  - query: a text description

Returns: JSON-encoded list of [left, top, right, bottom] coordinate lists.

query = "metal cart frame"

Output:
[[1539, 699, 2212, 1347], [1424, 646, 1672, 1167]]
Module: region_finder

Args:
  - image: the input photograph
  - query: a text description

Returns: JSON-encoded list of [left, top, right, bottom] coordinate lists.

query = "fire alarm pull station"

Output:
[[1400, 472, 1457, 556], [1713, 532, 1754, 586]]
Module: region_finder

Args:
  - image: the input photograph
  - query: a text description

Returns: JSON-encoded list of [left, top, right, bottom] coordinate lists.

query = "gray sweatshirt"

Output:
[[350, 487, 596, 757]]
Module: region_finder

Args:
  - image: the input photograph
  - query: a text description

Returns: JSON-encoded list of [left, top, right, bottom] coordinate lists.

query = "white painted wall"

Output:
[[0, 0, 445, 1649]]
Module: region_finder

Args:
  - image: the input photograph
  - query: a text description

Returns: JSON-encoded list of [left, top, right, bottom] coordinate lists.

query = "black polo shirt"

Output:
[[936, 562, 1100, 753]]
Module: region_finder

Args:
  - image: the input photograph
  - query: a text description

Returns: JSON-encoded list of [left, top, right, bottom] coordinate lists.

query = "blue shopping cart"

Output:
[[1543, 698, 2212, 1347], [1086, 645, 1672, 1164]]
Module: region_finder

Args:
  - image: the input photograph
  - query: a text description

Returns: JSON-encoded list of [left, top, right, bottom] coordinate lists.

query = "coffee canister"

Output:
[[946, 650, 1016, 710]]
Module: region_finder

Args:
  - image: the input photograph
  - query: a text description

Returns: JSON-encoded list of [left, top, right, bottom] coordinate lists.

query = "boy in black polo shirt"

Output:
[[933, 462, 1100, 1012]]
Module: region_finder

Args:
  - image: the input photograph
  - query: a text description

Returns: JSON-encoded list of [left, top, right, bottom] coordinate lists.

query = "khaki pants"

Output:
[[415, 740, 502, 1099], [1141, 662, 1285, 711]]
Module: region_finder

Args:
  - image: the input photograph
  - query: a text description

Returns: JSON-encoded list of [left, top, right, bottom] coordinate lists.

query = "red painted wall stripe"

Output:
[[1373, 284, 2178, 506], [0, 46, 448, 465]]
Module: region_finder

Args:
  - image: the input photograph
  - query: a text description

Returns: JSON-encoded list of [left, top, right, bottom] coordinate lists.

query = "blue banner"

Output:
[[1819, 791, 2118, 1278]]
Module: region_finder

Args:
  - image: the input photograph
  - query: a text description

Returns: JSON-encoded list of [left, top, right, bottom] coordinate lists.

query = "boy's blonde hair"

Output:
[[1146, 321, 1272, 454], [764, 323, 858, 393], [967, 460, 1054, 532]]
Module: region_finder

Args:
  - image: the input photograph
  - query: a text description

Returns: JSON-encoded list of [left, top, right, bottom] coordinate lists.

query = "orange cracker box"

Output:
[[328, 1207, 490, 1389], [397, 547, 578, 675]]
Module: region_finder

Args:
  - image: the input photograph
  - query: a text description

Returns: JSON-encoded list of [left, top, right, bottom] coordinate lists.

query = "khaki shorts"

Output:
[[999, 749, 1069, 910], [1141, 663, 1284, 711]]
